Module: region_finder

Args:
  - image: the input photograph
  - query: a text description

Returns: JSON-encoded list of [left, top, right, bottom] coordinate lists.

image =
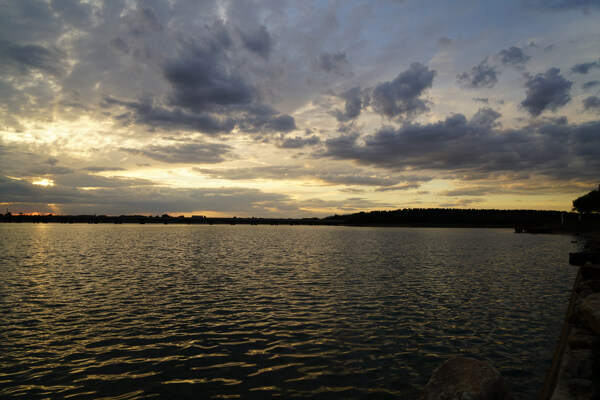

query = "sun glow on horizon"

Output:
[[32, 179, 55, 187]]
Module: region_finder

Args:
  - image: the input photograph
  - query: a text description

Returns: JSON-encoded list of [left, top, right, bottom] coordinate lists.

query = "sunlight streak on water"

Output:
[[0, 225, 578, 398]]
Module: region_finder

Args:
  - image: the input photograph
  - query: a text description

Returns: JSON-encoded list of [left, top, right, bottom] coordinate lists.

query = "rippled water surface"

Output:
[[0, 224, 579, 399]]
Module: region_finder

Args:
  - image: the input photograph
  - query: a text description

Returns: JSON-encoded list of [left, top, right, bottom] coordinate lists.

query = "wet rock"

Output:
[[420, 356, 510, 400], [579, 293, 600, 336], [566, 350, 595, 380], [578, 280, 600, 293], [567, 378, 593, 398], [568, 327, 600, 350], [580, 263, 600, 281]]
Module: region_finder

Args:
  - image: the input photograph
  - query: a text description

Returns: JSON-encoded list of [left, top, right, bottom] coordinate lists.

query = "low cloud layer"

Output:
[[325, 108, 600, 181], [120, 141, 232, 164]]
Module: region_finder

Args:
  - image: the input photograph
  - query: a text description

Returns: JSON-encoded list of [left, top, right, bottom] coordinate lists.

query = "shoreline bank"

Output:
[[540, 233, 600, 400]]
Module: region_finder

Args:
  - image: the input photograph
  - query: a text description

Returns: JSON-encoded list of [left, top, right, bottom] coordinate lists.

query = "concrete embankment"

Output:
[[539, 234, 600, 400]]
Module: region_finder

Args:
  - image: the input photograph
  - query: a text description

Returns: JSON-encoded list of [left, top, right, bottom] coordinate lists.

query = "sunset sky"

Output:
[[1, 0, 599, 217]]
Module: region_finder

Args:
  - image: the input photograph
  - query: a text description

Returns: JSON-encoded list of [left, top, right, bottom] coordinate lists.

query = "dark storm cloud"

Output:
[[457, 59, 499, 89], [497, 46, 530, 70], [582, 80, 599, 90], [324, 109, 600, 181], [520, 68, 572, 116], [371, 62, 436, 119], [163, 42, 255, 112], [583, 96, 600, 112], [278, 135, 321, 149], [239, 25, 273, 58], [332, 87, 365, 122], [571, 59, 600, 74], [1, 42, 67, 77], [120, 141, 232, 164], [318, 51, 352, 76], [103, 97, 236, 135], [102, 20, 295, 137]]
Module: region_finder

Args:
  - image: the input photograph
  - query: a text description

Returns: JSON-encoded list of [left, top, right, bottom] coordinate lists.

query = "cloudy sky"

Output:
[[1, 0, 599, 217]]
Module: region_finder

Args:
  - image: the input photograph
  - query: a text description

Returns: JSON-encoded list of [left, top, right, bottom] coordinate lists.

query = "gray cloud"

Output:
[[375, 183, 420, 192], [28, 165, 74, 175], [371, 62, 436, 119], [239, 25, 273, 58], [50, 0, 92, 28], [437, 37, 452, 47], [470, 107, 502, 129], [318, 51, 352, 77], [53, 173, 155, 189], [193, 165, 414, 188], [278, 135, 321, 149], [163, 41, 254, 112], [520, 68, 572, 116], [324, 109, 600, 181], [104, 97, 236, 135], [1, 42, 67, 77], [332, 87, 366, 122], [83, 166, 126, 172], [583, 96, 600, 112], [571, 59, 600, 74], [438, 198, 482, 208], [266, 114, 297, 132], [497, 46, 530, 70], [102, 22, 295, 137], [120, 141, 232, 164], [457, 58, 499, 89], [522, 0, 600, 10], [235, 104, 297, 134], [582, 80, 599, 90], [0, 0, 62, 43], [122, 6, 163, 36]]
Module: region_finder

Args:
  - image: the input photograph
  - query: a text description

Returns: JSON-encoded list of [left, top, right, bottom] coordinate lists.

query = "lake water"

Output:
[[0, 224, 579, 399]]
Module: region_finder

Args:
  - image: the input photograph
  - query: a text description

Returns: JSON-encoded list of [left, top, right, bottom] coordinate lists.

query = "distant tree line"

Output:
[[573, 185, 600, 214], [325, 208, 582, 226]]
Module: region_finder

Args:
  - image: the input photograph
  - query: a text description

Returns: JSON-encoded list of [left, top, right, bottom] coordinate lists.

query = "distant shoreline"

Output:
[[2, 211, 599, 232]]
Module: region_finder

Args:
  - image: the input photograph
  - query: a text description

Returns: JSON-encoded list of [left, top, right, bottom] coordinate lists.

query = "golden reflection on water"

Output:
[[0, 225, 579, 399]]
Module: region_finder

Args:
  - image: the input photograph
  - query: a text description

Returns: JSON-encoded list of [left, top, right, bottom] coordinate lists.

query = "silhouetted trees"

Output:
[[325, 208, 575, 226], [573, 185, 600, 213]]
